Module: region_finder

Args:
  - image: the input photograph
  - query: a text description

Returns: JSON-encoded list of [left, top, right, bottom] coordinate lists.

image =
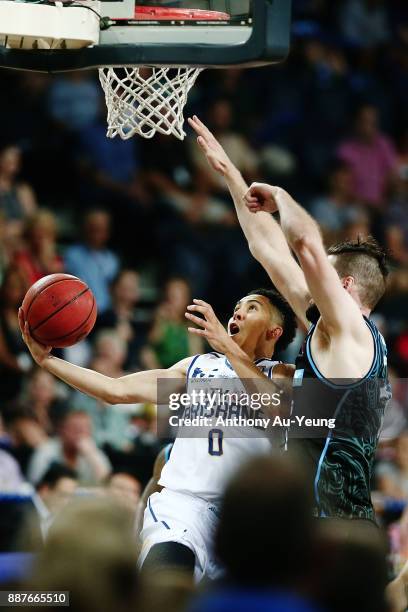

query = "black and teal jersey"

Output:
[[289, 316, 391, 521]]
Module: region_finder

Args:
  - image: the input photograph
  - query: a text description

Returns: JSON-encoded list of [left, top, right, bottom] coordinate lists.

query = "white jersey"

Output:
[[159, 352, 280, 502]]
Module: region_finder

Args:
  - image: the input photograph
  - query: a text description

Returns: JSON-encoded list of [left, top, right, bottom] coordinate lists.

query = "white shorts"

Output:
[[139, 488, 223, 582]]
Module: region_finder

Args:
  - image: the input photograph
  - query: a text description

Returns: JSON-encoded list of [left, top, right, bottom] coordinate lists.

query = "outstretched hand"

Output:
[[18, 308, 52, 367], [188, 115, 232, 176], [244, 182, 281, 214], [185, 299, 234, 354]]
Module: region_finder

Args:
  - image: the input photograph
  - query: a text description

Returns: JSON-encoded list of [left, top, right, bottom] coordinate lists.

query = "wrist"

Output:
[[41, 354, 54, 369], [224, 341, 247, 361], [224, 163, 241, 182]]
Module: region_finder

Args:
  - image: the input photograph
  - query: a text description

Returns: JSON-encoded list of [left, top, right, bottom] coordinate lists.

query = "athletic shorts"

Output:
[[139, 488, 223, 582]]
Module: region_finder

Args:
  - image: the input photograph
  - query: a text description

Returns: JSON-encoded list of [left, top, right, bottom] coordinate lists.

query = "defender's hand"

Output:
[[244, 182, 281, 214], [185, 299, 234, 354], [18, 307, 51, 367], [188, 115, 232, 176]]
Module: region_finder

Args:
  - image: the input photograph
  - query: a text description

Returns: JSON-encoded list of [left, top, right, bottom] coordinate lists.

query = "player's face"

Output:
[[228, 295, 278, 347]]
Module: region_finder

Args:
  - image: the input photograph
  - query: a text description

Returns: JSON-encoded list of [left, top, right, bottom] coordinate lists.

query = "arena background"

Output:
[[0, 0, 407, 609]]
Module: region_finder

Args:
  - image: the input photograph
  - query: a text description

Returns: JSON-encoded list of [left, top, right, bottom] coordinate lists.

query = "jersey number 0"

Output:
[[208, 429, 223, 456]]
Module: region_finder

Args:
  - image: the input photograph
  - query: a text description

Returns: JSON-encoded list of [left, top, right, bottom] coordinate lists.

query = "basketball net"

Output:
[[99, 65, 203, 140], [98, 6, 230, 140]]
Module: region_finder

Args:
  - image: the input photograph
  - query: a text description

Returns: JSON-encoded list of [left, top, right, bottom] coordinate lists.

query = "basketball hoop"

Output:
[[0, 1, 292, 139], [98, 6, 230, 141]]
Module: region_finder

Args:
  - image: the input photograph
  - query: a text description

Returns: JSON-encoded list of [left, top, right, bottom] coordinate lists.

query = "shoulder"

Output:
[[170, 354, 200, 376], [377, 134, 396, 152], [272, 363, 296, 379], [64, 244, 85, 259], [32, 438, 59, 458], [193, 351, 223, 364], [337, 139, 356, 158], [254, 358, 293, 378]]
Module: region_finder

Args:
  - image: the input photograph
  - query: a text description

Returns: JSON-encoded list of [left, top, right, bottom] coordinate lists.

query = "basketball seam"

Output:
[[31, 287, 90, 332], [25, 277, 80, 320], [34, 295, 96, 343]]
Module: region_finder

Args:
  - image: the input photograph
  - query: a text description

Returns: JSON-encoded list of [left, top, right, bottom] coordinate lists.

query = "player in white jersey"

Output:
[[19, 288, 296, 580]]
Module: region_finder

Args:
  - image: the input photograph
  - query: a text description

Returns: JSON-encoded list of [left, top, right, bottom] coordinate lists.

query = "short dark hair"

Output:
[[216, 455, 314, 588], [36, 463, 77, 490], [247, 288, 297, 351], [327, 236, 388, 309]]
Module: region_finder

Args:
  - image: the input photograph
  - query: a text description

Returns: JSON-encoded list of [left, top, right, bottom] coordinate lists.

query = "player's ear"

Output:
[[342, 276, 355, 293], [266, 326, 283, 342]]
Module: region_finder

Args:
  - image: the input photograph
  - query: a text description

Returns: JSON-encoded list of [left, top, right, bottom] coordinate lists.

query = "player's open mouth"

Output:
[[229, 322, 240, 336]]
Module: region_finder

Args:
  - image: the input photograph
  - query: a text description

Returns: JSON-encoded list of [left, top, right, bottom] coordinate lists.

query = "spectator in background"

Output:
[[32, 463, 78, 539], [0, 447, 24, 491], [71, 331, 134, 452], [91, 329, 129, 379], [27, 409, 111, 486], [386, 160, 408, 267], [298, 39, 352, 181], [47, 72, 100, 132], [0, 212, 11, 284], [337, 104, 397, 209], [64, 209, 120, 314], [379, 368, 407, 442], [13, 210, 63, 286], [2, 404, 48, 477], [340, 0, 390, 48], [0, 267, 31, 402], [189, 455, 318, 612], [22, 367, 68, 435], [145, 278, 203, 369], [190, 99, 258, 196], [340, 208, 372, 242], [96, 269, 148, 370], [105, 471, 141, 514], [26, 498, 140, 612], [313, 520, 389, 612], [310, 162, 365, 243], [377, 430, 408, 500], [0, 143, 37, 249], [77, 116, 146, 206]]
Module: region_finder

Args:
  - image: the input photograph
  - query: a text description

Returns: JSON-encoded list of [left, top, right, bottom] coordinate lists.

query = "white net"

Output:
[[98, 66, 203, 140]]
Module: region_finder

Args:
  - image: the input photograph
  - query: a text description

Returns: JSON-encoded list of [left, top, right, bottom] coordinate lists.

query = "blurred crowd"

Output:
[[0, 0, 408, 608]]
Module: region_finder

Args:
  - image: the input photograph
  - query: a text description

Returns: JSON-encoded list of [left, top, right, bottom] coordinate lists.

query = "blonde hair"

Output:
[[24, 209, 58, 239]]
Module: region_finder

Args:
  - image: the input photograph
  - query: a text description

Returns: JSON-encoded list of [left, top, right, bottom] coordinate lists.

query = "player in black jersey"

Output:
[[189, 115, 391, 522]]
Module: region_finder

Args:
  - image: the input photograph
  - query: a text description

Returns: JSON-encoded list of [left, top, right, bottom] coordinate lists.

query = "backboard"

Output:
[[0, 0, 291, 72]]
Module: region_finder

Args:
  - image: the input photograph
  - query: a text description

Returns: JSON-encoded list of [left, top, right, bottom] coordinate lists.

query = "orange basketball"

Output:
[[21, 273, 97, 348]]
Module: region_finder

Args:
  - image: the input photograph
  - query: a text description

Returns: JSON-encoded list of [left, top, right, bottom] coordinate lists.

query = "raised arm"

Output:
[[188, 116, 310, 328], [245, 185, 367, 337], [19, 309, 190, 405]]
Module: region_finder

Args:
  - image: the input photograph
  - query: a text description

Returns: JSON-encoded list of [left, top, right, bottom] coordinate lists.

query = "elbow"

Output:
[[104, 380, 126, 405], [248, 240, 261, 260], [248, 240, 271, 264], [292, 233, 320, 260], [103, 393, 119, 406]]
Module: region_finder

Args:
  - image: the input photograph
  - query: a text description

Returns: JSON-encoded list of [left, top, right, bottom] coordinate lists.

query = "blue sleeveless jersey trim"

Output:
[[305, 317, 380, 390], [187, 354, 201, 379], [164, 443, 173, 463]]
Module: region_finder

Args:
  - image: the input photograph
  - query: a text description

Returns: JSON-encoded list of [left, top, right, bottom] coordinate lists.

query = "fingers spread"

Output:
[[197, 136, 209, 151], [188, 327, 207, 337], [185, 312, 207, 328], [193, 116, 214, 140], [193, 298, 210, 307]]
